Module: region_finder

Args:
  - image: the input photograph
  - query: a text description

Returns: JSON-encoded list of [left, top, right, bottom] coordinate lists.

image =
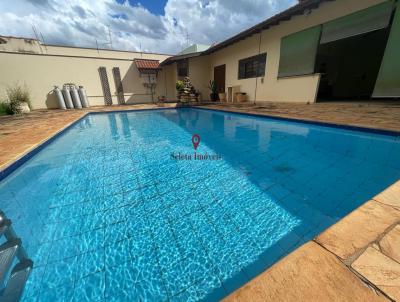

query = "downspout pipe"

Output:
[[254, 31, 262, 104]]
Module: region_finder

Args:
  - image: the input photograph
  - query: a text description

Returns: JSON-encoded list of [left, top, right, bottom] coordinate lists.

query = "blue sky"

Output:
[[0, 0, 296, 54], [116, 0, 169, 15]]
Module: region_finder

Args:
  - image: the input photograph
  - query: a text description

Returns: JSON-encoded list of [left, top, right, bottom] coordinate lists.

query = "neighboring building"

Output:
[[0, 36, 170, 108], [160, 0, 400, 103], [178, 44, 210, 55]]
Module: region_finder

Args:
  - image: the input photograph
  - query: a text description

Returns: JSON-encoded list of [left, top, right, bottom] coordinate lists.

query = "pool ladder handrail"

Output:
[[0, 210, 33, 302]]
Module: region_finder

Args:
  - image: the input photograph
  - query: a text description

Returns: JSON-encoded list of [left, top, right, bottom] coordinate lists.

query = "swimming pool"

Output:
[[0, 108, 399, 301]]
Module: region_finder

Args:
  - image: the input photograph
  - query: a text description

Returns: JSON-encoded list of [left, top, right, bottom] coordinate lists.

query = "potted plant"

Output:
[[218, 91, 226, 102], [195, 90, 202, 103], [176, 80, 184, 100], [208, 80, 218, 102]]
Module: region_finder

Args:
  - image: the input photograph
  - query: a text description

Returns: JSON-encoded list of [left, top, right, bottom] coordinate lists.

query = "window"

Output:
[[238, 53, 266, 79], [177, 60, 188, 77]]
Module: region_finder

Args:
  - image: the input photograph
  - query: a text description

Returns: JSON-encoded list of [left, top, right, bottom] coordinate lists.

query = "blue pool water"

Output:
[[0, 108, 399, 301]]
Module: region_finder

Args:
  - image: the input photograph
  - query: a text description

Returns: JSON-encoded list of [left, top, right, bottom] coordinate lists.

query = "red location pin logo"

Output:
[[192, 134, 200, 150]]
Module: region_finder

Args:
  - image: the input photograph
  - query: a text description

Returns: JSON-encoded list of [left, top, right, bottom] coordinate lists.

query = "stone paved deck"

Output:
[[0, 103, 177, 170], [201, 101, 400, 133], [223, 242, 389, 302], [1, 101, 400, 301]]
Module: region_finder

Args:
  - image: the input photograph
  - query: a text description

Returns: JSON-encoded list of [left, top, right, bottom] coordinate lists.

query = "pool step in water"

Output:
[[0, 211, 33, 302], [0, 218, 11, 236], [0, 239, 20, 283], [1, 260, 34, 302]]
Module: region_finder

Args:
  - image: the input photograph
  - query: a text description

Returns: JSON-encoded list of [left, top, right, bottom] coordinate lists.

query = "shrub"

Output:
[[2, 84, 31, 115], [0, 101, 11, 115], [176, 80, 184, 92]]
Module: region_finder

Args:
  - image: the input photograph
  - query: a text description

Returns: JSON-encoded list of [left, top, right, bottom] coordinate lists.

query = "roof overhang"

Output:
[[158, 0, 334, 67], [202, 0, 334, 55], [134, 59, 161, 73], [160, 52, 202, 66]]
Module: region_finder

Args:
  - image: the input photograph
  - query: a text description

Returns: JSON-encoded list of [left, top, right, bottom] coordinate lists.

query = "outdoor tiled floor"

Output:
[[202, 101, 400, 132], [1, 101, 400, 301]]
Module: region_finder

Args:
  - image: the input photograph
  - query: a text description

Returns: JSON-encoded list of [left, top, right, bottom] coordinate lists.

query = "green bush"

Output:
[[176, 80, 184, 92], [1, 84, 31, 115], [0, 101, 11, 115]]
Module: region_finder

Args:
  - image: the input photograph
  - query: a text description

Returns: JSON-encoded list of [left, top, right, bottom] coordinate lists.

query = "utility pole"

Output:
[[185, 29, 190, 48]]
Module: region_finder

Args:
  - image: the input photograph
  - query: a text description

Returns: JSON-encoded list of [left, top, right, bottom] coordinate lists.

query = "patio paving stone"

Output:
[[379, 224, 400, 264], [223, 242, 388, 302], [374, 180, 400, 209], [315, 200, 400, 260], [352, 246, 400, 301]]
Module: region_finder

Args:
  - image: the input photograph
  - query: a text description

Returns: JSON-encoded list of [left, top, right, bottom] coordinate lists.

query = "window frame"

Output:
[[238, 53, 267, 80], [177, 59, 189, 78]]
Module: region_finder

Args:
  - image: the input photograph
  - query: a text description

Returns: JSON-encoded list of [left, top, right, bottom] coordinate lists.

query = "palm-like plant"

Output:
[[207, 80, 217, 94]]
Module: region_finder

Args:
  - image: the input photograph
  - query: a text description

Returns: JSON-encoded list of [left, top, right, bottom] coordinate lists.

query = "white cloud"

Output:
[[0, 0, 296, 54]]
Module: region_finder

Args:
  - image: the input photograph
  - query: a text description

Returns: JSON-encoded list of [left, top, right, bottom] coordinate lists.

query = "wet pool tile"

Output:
[[73, 271, 105, 302]]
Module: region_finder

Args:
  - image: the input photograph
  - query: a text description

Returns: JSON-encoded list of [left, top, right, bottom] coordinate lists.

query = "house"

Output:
[[0, 0, 398, 109], [159, 0, 400, 103]]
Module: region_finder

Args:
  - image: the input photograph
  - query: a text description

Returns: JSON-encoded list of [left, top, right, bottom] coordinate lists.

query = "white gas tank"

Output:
[[70, 86, 82, 109], [62, 86, 74, 109], [78, 86, 89, 108], [54, 86, 66, 110]]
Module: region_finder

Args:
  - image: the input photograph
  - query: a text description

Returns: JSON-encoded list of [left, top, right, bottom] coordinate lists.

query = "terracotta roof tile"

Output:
[[134, 59, 160, 70]]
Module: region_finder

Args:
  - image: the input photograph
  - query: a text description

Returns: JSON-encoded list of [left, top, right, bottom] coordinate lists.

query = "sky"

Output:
[[0, 0, 296, 54]]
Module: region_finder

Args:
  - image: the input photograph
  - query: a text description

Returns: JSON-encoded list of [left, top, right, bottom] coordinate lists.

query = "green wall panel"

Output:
[[278, 26, 321, 78], [321, 1, 393, 44], [373, 3, 400, 97]]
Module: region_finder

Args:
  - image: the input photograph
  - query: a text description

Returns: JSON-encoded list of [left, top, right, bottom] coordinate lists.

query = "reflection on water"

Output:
[[162, 108, 400, 218], [119, 113, 132, 139]]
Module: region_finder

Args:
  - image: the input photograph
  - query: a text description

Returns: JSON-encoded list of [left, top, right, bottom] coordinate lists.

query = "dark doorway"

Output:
[[214, 65, 226, 96], [315, 28, 390, 101]]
